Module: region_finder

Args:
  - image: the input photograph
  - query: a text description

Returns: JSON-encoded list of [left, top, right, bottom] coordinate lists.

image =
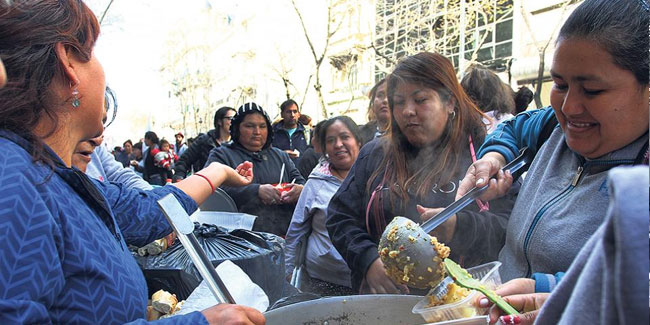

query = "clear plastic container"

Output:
[[412, 261, 502, 324], [423, 316, 489, 325]]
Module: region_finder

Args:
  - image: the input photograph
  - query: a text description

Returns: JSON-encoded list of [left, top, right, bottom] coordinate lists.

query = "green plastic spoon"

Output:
[[443, 258, 519, 316]]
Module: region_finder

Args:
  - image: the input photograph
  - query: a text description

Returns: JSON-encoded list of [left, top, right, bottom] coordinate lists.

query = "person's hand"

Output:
[[475, 278, 536, 309], [361, 258, 409, 294], [280, 184, 303, 204], [285, 150, 299, 159], [200, 303, 265, 325], [0, 57, 6, 88], [494, 278, 536, 297], [234, 161, 254, 183], [416, 205, 456, 242], [258, 184, 281, 205], [456, 152, 511, 201], [220, 161, 253, 187], [473, 278, 538, 324], [485, 293, 549, 324], [130, 160, 139, 167]]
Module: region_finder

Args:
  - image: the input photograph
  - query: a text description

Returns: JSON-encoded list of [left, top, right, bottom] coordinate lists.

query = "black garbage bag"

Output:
[[135, 223, 286, 303]]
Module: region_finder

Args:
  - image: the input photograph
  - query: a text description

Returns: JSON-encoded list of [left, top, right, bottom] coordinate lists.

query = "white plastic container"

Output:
[[190, 211, 257, 231], [412, 261, 502, 323]]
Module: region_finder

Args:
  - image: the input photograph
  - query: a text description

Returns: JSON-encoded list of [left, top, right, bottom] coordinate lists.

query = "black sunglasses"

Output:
[[104, 86, 118, 128]]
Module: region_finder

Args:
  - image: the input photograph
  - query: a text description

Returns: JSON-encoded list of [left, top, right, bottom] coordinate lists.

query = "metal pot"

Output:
[[264, 294, 427, 325]]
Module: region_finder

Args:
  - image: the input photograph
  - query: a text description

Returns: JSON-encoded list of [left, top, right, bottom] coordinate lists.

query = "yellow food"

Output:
[[151, 289, 178, 314], [427, 282, 471, 307], [430, 236, 450, 259], [386, 225, 399, 242], [378, 217, 450, 288]]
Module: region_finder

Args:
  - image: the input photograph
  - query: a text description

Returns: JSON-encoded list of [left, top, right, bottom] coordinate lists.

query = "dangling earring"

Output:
[[449, 110, 456, 120], [71, 87, 80, 108]]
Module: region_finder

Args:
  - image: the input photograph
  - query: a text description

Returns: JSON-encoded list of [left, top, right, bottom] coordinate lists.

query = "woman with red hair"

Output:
[[0, 1, 261, 324]]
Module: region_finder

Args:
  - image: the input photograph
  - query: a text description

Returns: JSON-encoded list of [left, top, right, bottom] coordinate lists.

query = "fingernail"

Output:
[[499, 315, 520, 324], [476, 178, 485, 185], [478, 297, 489, 307]]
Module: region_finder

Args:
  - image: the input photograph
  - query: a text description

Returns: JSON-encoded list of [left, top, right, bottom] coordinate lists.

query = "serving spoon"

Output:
[[378, 148, 533, 289]]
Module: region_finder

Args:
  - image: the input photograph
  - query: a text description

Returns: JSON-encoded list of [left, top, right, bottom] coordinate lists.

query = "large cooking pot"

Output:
[[264, 294, 427, 325]]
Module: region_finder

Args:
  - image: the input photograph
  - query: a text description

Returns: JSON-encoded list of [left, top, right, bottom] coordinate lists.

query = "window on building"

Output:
[[374, 0, 514, 80]]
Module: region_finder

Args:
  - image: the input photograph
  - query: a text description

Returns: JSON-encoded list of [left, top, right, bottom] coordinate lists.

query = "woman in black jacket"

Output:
[[326, 52, 516, 294], [142, 131, 167, 185], [206, 103, 306, 236]]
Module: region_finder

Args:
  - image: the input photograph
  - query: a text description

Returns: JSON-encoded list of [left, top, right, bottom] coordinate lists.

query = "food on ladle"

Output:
[[378, 217, 450, 288]]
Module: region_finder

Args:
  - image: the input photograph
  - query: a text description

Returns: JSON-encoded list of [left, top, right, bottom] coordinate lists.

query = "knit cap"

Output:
[[230, 102, 274, 149]]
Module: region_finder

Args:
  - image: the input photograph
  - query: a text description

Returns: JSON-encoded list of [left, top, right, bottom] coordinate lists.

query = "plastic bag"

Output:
[[135, 223, 286, 303]]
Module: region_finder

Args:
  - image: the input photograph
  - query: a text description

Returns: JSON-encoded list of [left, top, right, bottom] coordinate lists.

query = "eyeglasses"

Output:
[[104, 86, 117, 128], [224, 116, 235, 121]]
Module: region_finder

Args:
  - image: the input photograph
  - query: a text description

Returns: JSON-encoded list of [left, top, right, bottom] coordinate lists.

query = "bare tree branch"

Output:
[[291, 0, 340, 119], [300, 74, 312, 110], [99, 0, 115, 25]]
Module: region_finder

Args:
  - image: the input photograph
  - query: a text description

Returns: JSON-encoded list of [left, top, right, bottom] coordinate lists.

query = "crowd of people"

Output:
[[0, 0, 648, 324]]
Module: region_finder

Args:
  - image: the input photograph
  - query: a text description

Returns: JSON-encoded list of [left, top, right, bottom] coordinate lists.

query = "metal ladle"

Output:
[[378, 148, 533, 289], [157, 194, 235, 304]]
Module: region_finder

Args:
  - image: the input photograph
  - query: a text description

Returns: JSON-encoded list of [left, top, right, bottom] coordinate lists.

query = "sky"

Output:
[[84, 0, 325, 149], [84, 0, 206, 147]]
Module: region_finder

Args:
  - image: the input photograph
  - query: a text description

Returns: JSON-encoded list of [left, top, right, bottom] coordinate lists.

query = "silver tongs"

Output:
[[421, 147, 533, 233], [157, 194, 236, 304]]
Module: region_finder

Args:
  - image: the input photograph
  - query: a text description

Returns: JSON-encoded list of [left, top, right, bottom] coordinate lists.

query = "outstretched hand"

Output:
[[223, 161, 254, 187], [456, 152, 512, 201], [235, 161, 254, 183]]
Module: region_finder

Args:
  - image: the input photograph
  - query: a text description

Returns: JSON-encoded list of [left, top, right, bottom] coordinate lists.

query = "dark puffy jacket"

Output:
[[143, 144, 168, 185], [173, 129, 219, 181], [272, 122, 309, 163], [326, 138, 516, 292], [205, 142, 306, 236]]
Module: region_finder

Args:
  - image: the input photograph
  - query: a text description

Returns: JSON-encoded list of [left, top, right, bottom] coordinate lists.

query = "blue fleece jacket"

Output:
[[0, 131, 206, 324]]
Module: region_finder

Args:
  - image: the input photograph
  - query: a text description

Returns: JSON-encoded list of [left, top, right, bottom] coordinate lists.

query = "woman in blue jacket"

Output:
[[0, 1, 262, 324]]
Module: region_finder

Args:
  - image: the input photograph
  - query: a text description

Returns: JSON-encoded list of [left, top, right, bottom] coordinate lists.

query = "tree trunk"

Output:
[[314, 68, 327, 119], [534, 50, 545, 108]]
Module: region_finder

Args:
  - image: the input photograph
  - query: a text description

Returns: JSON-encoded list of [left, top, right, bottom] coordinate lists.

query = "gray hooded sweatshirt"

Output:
[[498, 128, 647, 280], [536, 166, 649, 324]]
